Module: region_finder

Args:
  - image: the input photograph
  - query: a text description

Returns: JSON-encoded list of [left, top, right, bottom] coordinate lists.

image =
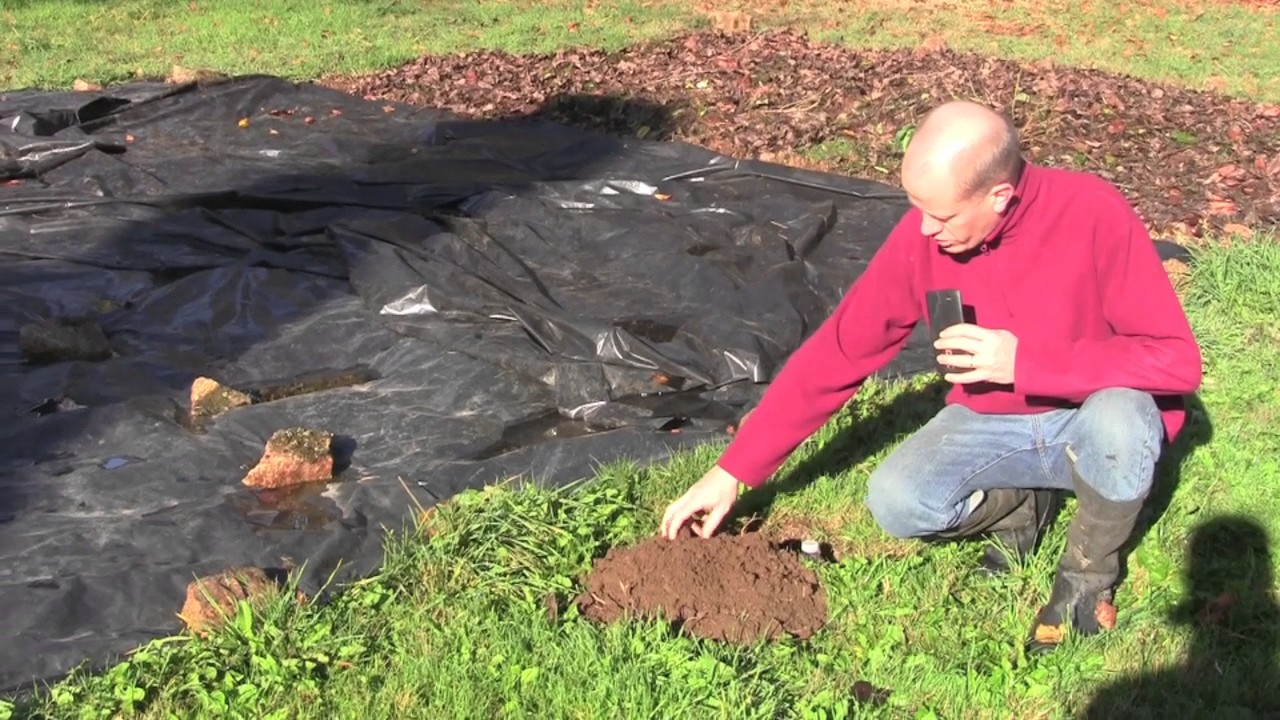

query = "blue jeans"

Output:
[[865, 388, 1165, 538]]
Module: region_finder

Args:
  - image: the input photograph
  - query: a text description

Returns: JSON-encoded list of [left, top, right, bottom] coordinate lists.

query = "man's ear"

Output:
[[989, 182, 1015, 213]]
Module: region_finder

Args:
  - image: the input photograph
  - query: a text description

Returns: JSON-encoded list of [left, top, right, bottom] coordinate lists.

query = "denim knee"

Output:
[[1068, 388, 1163, 503], [866, 465, 941, 539]]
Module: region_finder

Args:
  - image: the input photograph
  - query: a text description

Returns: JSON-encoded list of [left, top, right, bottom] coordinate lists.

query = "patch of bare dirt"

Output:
[[575, 528, 828, 644], [323, 29, 1280, 240]]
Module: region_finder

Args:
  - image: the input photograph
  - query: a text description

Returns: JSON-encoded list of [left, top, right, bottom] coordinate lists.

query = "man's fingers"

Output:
[[934, 335, 983, 353], [937, 323, 987, 341], [697, 504, 730, 539], [660, 497, 689, 539], [944, 367, 989, 384]]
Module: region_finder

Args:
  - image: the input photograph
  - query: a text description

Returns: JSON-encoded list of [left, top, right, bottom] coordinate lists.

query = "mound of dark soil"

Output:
[[325, 29, 1280, 240], [575, 530, 828, 644]]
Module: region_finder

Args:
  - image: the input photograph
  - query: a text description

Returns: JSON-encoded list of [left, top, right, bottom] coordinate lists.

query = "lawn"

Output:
[[3, 1, 1279, 719]]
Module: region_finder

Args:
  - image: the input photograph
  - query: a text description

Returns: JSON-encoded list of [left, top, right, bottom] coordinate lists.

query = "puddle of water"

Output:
[[101, 456, 144, 470], [227, 482, 342, 532], [471, 411, 598, 460]]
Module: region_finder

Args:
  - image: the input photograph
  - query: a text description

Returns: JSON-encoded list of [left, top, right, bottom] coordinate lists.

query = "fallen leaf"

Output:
[[1207, 198, 1237, 216], [125, 134, 135, 143], [269, 128, 279, 135], [237, 117, 250, 128], [654, 192, 672, 201], [329, 108, 343, 117], [72, 78, 101, 92], [383, 104, 396, 113], [304, 116, 315, 125], [1222, 223, 1251, 237]]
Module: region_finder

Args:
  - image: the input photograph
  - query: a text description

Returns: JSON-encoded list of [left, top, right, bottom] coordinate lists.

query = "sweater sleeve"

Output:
[[717, 218, 925, 488], [1013, 195, 1202, 400]]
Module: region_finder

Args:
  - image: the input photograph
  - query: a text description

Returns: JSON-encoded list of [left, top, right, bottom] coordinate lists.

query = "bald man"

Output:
[[659, 101, 1202, 652]]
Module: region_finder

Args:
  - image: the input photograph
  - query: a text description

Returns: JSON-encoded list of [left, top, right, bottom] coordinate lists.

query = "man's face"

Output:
[[904, 169, 1013, 254]]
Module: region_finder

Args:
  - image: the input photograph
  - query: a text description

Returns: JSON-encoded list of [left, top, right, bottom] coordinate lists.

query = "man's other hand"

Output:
[[659, 465, 742, 540], [934, 323, 1019, 385]]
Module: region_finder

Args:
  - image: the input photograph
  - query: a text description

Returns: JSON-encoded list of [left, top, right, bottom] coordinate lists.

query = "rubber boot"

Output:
[[935, 487, 1062, 574], [1025, 468, 1144, 654]]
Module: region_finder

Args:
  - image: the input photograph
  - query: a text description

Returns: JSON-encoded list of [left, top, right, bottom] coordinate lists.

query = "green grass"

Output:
[[5, 234, 1278, 720], [3, 0, 1280, 101]]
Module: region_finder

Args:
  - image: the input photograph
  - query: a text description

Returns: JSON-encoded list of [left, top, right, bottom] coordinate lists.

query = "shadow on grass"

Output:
[[1082, 513, 1280, 717], [720, 383, 1214, 587], [729, 377, 950, 525], [1116, 392, 1215, 588]]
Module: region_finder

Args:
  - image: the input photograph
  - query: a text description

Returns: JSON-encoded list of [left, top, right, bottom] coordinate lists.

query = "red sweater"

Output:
[[718, 162, 1203, 489]]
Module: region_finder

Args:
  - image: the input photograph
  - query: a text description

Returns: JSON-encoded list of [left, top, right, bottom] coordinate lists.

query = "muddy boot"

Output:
[[1026, 470, 1144, 654], [935, 487, 1061, 574]]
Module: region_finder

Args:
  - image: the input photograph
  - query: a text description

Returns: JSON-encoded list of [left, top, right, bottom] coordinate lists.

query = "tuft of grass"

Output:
[[9, 232, 1278, 719]]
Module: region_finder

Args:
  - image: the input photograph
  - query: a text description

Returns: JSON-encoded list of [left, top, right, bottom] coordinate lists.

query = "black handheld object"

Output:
[[926, 289, 967, 374]]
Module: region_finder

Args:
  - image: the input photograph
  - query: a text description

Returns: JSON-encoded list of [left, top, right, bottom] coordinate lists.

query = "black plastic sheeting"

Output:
[[0, 74, 935, 692]]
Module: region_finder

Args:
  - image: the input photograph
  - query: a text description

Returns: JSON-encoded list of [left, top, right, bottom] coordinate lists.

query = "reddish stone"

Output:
[[242, 427, 334, 490]]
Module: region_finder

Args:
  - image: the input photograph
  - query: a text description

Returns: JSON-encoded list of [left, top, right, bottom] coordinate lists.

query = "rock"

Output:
[[242, 427, 335, 490], [18, 319, 113, 363], [178, 567, 278, 637], [189, 376, 254, 421]]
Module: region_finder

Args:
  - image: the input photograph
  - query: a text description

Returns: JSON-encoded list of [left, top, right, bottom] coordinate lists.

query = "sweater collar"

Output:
[[981, 160, 1040, 248]]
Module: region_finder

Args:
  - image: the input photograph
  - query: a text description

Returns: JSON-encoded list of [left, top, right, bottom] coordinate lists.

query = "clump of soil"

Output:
[[249, 364, 379, 403], [576, 530, 828, 644], [242, 427, 334, 490], [18, 318, 113, 363], [179, 567, 283, 637]]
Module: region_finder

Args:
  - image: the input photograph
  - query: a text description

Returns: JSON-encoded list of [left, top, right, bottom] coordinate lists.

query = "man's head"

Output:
[[900, 101, 1025, 254]]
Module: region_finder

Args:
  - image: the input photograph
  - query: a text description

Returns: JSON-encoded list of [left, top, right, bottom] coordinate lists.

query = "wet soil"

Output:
[[18, 318, 113, 363], [576, 528, 828, 644]]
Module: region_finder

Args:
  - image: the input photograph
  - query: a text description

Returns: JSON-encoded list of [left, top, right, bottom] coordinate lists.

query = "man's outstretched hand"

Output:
[[659, 465, 742, 540]]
